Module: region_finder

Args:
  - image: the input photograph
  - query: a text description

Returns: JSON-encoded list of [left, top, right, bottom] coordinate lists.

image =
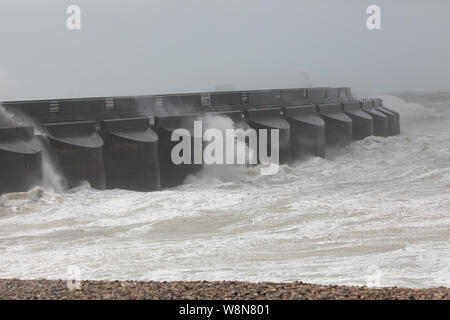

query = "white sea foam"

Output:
[[0, 187, 45, 208], [0, 94, 449, 288]]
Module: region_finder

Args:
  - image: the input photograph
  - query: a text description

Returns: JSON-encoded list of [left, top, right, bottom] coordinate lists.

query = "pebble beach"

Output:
[[0, 279, 448, 300]]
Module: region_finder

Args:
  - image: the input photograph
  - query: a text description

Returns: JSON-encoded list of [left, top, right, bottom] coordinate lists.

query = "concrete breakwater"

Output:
[[0, 87, 399, 194]]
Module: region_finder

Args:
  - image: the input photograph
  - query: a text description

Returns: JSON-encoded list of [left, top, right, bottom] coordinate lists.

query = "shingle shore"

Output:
[[0, 279, 448, 300]]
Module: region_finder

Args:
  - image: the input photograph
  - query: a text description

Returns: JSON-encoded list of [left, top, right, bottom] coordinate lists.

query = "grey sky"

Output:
[[0, 0, 449, 101]]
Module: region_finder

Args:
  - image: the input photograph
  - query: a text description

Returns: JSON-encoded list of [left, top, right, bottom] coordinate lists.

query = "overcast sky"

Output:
[[0, 0, 449, 101]]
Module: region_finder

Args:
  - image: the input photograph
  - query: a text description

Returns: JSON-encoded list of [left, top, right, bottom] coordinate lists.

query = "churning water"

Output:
[[0, 94, 449, 288]]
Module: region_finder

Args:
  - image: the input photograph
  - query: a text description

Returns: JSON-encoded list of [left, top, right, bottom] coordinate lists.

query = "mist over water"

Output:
[[0, 94, 449, 288], [0, 105, 25, 127]]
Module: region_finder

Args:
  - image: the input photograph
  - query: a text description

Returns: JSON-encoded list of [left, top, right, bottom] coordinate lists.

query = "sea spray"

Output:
[[35, 130, 67, 193], [375, 95, 437, 127], [0, 104, 66, 193], [184, 114, 258, 184], [203, 114, 257, 164], [0, 104, 25, 127]]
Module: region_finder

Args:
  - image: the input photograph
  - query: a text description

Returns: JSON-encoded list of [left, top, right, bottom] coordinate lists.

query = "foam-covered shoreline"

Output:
[[0, 279, 448, 300]]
